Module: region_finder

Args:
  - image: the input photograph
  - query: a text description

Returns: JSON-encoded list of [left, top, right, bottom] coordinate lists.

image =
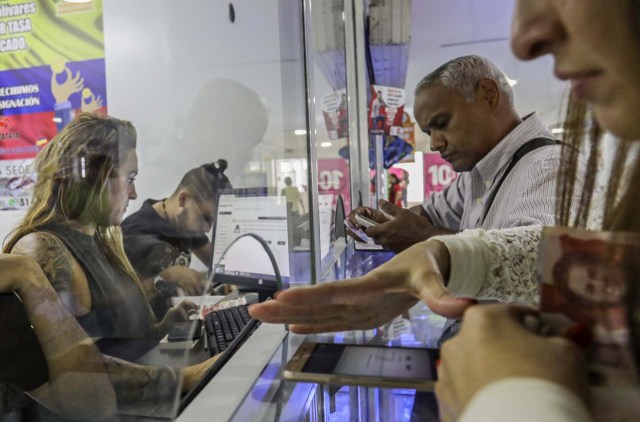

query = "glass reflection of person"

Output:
[[281, 176, 304, 215], [2, 113, 218, 416], [122, 160, 232, 300]]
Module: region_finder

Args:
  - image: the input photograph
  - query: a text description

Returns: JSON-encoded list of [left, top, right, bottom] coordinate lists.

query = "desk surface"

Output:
[[179, 311, 447, 421], [179, 242, 447, 421]]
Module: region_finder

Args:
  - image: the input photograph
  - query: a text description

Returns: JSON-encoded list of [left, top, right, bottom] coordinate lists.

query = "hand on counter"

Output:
[[249, 239, 474, 333]]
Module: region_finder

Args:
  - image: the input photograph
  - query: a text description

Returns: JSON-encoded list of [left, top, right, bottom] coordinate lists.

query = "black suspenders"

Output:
[[481, 137, 561, 225]]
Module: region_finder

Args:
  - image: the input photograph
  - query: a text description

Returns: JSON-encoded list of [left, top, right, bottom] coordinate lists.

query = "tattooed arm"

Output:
[[12, 232, 91, 316], [12, 233, 220, 409], [1, 254, 116, 420]]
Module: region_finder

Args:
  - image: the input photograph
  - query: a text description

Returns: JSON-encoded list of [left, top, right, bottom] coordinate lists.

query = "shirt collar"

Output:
[[473, 112, 551, 182]]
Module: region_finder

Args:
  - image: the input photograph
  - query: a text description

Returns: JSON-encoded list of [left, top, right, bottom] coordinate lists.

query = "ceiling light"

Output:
[[294, 129, 307, 136], [320, 142, 332, 148]]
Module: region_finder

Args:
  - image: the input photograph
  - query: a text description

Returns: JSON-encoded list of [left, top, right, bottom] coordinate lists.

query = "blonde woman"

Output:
[[3, 113, 216, 416]]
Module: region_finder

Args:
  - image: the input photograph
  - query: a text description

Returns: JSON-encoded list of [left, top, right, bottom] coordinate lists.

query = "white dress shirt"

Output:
[[423, 112, 562, 230]]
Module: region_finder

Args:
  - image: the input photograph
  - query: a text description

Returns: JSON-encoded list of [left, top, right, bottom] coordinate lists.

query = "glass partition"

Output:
[[0, 0, 573, 420], [0, 0, 317, 419]]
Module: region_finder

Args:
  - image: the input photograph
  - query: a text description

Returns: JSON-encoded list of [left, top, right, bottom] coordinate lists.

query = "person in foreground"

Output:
[[2, 113, 217, 418], [251, 0, 640, 420], [437, 1, 640, 420]]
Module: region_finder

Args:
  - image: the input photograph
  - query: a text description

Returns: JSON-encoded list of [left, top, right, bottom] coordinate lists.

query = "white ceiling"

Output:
[[405, 0, 566, 124]]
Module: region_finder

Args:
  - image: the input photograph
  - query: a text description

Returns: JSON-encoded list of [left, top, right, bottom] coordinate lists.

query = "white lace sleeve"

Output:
[[431, 225, 542, 303]]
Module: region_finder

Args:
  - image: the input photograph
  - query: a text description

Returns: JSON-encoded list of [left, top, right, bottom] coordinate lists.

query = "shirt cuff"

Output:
[[431, 231, 490, 297], [460, 378, 591, 422]]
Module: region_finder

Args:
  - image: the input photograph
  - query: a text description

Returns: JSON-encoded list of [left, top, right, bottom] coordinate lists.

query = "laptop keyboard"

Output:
[[204, 304, 260, 356]]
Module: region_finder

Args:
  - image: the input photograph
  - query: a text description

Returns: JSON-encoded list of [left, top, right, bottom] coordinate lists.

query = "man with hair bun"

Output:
[[122, 160, 231, 302]]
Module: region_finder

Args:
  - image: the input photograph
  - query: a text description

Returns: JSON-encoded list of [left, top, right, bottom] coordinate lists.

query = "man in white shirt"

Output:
[[349, 55, 571, 253]]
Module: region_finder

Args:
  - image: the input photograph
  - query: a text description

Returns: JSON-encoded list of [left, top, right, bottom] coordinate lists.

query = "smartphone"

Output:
[[283, 342, 439, 391], [167, 319, 202, 342], [355, 213, 379, 228]]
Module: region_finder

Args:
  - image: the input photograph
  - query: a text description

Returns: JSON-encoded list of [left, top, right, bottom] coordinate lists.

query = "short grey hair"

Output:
[[415, 55, 515, 107]]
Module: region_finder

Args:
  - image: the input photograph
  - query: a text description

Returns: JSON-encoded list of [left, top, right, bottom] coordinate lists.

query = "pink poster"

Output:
[[423, 153, 457, 197], [317, 158, 351, 213]]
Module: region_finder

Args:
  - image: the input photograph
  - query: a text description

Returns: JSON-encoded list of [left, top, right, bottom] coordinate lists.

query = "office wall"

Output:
[[0, 0, 295, 244], [103, 0, 289, 212]]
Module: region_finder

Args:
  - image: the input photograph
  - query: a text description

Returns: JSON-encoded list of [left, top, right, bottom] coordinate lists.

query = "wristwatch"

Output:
[[153, 276, 170, 293]]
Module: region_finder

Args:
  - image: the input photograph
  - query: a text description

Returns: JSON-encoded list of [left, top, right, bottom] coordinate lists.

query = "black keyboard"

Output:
[[204, 304, 260, 356], [180, 311, 262, 414]]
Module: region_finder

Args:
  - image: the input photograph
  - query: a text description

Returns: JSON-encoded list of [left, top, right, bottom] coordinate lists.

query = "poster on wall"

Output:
[[397, 111, 415, 163], [368, 85, 404, 136], [423, 152, 457, 198], [0, 0, 106, 210], [321, 89, 348, 140], [317, 158, 351, 213]]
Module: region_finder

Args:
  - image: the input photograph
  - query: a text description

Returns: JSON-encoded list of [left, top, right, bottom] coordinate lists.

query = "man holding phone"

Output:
[[348, 55, 577, 252]]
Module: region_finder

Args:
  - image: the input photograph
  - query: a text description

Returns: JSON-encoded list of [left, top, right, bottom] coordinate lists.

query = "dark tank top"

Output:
[[39, 224, 159, 343]]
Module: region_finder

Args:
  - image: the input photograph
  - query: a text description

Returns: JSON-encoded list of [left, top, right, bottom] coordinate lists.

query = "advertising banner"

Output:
[[0, 0, 106, 210], [423, 152, 457, 198], [368, 85, 404, 136], [318, 158, 351, 213], [321, 89, 348, 140]]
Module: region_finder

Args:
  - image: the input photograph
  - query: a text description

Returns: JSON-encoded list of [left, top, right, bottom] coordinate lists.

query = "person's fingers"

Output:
[[346, 227, 366, 242], [179, 300, 198, 312], [416, 279, 476, 319], [349, 207, 376, 227], [249, 300, 365, 325], [171, 307, 189, 322], [378, 199, 402, 217], [347, 209, 361, 225], [463, 304, 539, 328], [365, 219, 388, 238], [273, 277, 384, 306]]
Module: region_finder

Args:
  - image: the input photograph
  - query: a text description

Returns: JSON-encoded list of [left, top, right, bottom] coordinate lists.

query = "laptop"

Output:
[[210, 188, 290, 296]]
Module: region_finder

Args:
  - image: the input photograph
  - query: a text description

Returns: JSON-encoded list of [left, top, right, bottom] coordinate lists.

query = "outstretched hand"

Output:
[[365, 200, 455, 253], [249, 240, 475, 333], [436, 305, 589, 421]]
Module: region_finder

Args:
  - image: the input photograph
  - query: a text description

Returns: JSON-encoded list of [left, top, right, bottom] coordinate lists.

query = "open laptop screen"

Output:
[[212, 190, 290, 289]]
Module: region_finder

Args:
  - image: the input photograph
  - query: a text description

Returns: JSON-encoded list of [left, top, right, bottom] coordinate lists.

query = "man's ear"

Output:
[[178, 190, 190, 207], [475, 79, 500, 110]]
